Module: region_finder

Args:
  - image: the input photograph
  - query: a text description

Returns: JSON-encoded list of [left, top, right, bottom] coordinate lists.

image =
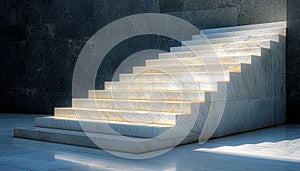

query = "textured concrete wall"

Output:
[[0, 0, 286, 114], [287, 0, 300, 123]]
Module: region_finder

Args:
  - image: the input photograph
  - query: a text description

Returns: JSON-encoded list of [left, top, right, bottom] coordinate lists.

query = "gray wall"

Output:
[[0, 0, 286, 114], [287, 0, 300, 123]]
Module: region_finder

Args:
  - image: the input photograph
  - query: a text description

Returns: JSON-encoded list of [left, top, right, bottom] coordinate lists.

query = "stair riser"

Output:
[[55, 108, 178, 125], [132, 65, 241, 74], [146, 56, 251, 66], [183, 34, 279, 46], [119, 73, 230, 82], [72, 99, 192, 113], [88, 91, 205, 102], [35, 117, 170, 138], [194, 28, 286, 39], [159, 49, 261, 59], [105, 82, 218, 91], [172, 41, 270, 52]]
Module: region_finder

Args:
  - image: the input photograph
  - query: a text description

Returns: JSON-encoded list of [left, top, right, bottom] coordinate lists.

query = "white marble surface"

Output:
[[89, 90, 205, 102], [13, 22, 287, 154], [2, 114, 300, 171], [54, 108, 179, 125], [105, 81, 218, 91], [159, 47, 262, 59], [35, 117, 171, 138], [132, 64, 241, 73], [146, 56, 252, 66], [72, 98, 192, 113], [184, 33, 280, 45], [196, 27, 286, 39], [172, 40, 271, 52]]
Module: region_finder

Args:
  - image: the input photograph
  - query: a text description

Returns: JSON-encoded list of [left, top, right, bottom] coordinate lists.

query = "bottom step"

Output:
[[35, 117, 172, 138], [14, 127, 182, 154]]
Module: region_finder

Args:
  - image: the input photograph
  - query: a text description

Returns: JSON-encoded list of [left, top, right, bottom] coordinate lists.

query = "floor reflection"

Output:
[[1, 114, 300, 170], [55, 152, 176, 171]]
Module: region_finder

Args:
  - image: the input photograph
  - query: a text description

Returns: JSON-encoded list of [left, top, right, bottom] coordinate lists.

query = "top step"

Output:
[[194, 27, 286, 39], [201, 21, 287, 35]]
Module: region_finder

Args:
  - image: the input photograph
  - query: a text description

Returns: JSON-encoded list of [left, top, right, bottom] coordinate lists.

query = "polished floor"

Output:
[[0, 114, 300, 171]]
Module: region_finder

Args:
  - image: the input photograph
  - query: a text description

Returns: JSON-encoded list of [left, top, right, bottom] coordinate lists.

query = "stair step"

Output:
[[88, 90, 205, 102], [132, 64, 241, 74], [159, 47, 262, 59], [72, 99, 192, 113], [120, 72, 230, 82], [55, 108, 186, 125], [200, 21, 286, 34], [146, 56, 251, 67], [171, 40, 271, 52], [14, 127, 183, 154], [35, 117, 172, 138], [194, 28, 286, 39], [105, 82, 218, 91], [183, 33, 280, 46]]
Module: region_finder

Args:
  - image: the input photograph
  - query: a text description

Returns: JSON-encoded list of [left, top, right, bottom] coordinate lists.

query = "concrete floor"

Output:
[[1, 114, 300, 171]]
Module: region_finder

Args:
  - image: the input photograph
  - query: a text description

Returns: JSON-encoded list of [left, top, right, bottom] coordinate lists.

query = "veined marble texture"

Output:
[[183, 27, 286, 144]]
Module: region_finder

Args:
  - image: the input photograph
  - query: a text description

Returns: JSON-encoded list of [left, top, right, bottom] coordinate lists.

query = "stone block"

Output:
[[133, 64, 241, 74], [213, 100, 252, 137], [105, 81, 218, 91], [73, 98, 192, 113], [119, 72, 230, 83], [89, 90, 205, 102], [35, 116, 171, 138]]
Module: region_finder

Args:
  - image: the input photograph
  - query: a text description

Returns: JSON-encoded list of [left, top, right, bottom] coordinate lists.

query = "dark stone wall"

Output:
[[0, 0, 286, 114], [287, 0, 300, 124]]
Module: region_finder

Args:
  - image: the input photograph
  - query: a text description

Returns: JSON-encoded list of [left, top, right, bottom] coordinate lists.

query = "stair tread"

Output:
[[133, 64, 241, 74], [105, 82, 218, 91], [165, 47, 261, 54], [121, 72, 230, 75], [182, 33, 281, 45], [73, 98, 192, 104], [197, 27, 286, 39], [90, 89, 206, 92], [159, 47, 262, 59], [107, 80, 220, 83], [56, 107, 189, 115], [145, 57, 251, 67], [204, 27, 285, 35], [135, 63, 241, 68], [147, 55, 252, 61], [15, 127, 153, 141], [88, 90, 206, 102], [178, 39, 271, 48], [120, 72, 230, 76]]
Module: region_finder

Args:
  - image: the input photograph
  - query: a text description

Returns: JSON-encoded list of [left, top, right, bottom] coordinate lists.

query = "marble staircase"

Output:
[[14, 22, 286, 154]]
